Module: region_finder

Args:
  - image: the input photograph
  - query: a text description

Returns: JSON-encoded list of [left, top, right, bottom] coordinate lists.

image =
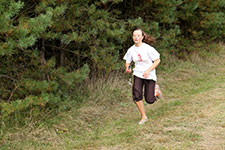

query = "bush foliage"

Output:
[[0, 0, 224, 123]]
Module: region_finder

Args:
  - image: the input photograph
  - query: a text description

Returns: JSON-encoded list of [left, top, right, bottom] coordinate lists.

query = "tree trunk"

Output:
[[40, 38, 46, 66], [40, 38, 48, 80], [59, 50, 64, 66]]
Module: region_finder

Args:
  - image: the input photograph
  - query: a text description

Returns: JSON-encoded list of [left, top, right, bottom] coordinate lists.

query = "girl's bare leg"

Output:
[[136, 100, 147, 120]]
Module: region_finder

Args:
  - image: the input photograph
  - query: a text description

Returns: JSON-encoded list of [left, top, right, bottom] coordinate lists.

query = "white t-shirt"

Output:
[[123, 43, 160, 81]]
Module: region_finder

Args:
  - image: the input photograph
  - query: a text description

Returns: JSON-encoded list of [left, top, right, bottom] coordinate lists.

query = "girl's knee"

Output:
[[145, 96, 156, 104]]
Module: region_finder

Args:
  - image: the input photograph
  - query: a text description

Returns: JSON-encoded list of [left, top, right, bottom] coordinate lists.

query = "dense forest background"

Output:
[[0, 0, 224, 122]]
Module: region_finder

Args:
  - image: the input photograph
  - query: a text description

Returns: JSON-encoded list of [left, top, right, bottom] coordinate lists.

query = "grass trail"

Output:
[[1, 45, 225, 150]]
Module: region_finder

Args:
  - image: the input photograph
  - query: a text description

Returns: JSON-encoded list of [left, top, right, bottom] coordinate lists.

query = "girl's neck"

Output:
[[135, 42, 143, 47]]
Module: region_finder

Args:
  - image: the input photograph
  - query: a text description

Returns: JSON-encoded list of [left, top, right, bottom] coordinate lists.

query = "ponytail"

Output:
[[143, 31, 155, 45]]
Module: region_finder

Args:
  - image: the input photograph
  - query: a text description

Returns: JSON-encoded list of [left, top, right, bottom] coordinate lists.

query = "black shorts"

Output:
[[132, 75, 156, 104]]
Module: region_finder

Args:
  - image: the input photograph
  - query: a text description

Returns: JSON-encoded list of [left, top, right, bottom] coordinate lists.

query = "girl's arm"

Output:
[[143, 59, 160, 78]]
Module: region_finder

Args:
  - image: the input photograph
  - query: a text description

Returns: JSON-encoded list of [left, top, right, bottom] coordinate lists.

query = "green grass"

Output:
[[1, 43, 225, 150]]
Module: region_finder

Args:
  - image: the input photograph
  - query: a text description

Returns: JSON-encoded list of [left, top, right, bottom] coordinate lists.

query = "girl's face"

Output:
[[132, 30, 144, 46]]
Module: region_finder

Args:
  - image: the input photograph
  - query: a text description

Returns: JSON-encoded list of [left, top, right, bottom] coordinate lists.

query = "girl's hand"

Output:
[[126, 66, 131, 73], [143, 71, 150, 78]]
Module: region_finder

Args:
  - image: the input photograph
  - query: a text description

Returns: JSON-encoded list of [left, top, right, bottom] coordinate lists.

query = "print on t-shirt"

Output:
[[138, 54, 142, 61]]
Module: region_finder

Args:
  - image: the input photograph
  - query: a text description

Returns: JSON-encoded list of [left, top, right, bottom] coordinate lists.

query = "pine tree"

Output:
[[0, 0, 90, 121]]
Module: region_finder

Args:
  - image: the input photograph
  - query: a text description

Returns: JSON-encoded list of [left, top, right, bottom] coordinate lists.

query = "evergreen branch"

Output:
[[0, 75, 17, 82], [8, 84, 18, 102], [45, 44, 88, 58], [12, 3, 37, 21]]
